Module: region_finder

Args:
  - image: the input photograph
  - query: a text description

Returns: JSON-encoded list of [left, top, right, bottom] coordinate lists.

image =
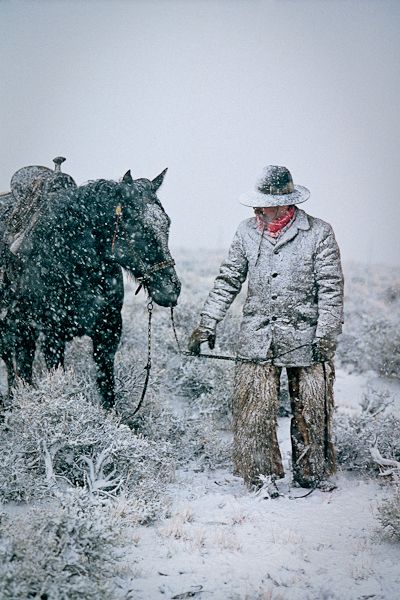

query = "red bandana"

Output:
[[256, 206, 296, 237]]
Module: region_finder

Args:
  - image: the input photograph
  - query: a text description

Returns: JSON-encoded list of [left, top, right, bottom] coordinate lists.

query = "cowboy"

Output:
[[188, 165, 344, 492]]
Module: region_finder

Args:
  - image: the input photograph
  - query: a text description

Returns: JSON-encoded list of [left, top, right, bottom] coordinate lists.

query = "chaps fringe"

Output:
[[233, 363, 283, 486], [288, 361, 336, 486]]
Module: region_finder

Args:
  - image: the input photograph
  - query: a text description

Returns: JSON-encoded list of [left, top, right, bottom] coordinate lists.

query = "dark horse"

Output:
[[2, 168, 181, 409]]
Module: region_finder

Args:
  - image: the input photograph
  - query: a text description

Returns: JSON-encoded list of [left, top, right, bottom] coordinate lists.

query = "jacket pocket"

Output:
[[291, 305, 318, 327]]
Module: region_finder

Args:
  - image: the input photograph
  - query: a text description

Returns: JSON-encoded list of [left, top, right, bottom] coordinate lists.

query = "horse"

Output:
[[3, 168, 181, 409]]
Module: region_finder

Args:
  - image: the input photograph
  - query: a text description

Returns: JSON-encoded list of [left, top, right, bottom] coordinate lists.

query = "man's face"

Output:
[[253, 205, 290, 222]]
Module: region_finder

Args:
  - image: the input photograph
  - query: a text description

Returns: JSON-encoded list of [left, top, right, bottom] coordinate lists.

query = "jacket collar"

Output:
[[248, 208, 310, 248], [273, 208, 310, 250]]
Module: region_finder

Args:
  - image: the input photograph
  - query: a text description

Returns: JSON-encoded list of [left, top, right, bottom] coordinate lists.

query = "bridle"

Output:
[[110, 202, 175, 295], [134, 259, 176, 296]]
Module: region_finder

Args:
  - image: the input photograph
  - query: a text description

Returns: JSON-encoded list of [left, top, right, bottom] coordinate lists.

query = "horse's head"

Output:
[[101, 169, 181, 307]]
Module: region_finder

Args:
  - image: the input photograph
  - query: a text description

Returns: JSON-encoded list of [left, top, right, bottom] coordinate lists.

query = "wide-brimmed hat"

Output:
[[239, 165, 310, 207]]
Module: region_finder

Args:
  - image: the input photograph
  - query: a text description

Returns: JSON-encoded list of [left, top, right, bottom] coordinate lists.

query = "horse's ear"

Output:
[[122, 170, 133, 184], [151, 168, 168, 191]]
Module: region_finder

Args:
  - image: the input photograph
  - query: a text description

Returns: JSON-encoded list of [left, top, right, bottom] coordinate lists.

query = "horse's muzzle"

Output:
[[147, 270, 181, 307], [150, 281, 181, 307]]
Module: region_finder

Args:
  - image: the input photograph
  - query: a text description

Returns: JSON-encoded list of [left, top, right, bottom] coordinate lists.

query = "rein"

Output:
[[170, 308, 311, 365], [131, 300, 153, 417]]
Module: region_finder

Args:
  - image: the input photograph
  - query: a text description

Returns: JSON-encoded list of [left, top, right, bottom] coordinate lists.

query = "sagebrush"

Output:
[[0, 490, 127, 600], [377, 486, 400, 542], [0, 368, 174, 523]]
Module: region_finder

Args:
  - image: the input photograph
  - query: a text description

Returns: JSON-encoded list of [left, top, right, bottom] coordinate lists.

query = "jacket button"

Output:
[[272, 316, 277, 321], [271, 295, 277, 300], [272, 272, 278, 278]]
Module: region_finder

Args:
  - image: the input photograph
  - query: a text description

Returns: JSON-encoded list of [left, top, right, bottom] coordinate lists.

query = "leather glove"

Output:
[[312, 337, 337, 362], [188, 325, 216, 355]]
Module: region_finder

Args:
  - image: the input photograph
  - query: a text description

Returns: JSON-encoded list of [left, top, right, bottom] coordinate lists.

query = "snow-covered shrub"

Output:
[[377, 486, 400, 542], [335, 386, 400, 473], [0, 368, 174, 520], [365, 320, 400, 379], [338, 316, 400, 379], [169, 356, 234, 419], [337, 263, 400, 380], [0, 490, 126, 599], [132, 402, 232, 471]]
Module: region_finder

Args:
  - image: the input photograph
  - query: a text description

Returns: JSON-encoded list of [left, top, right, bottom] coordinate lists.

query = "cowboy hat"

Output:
[[239, 165, 310, 207]]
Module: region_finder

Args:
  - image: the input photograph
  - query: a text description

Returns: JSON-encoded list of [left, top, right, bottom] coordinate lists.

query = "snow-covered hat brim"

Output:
[[239, 184, 310, 207]]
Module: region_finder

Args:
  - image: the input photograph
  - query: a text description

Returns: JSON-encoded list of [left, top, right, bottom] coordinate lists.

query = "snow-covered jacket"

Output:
[[200, 209, 344, 366]]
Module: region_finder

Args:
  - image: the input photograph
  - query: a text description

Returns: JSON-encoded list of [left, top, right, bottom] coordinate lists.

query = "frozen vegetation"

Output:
[[0, 250, 399, 599]]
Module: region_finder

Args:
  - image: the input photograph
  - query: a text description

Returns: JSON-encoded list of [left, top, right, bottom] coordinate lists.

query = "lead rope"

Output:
[[131, 300, 153, 416], [170, 308, 312, 365], [170, 306, 182, 353]]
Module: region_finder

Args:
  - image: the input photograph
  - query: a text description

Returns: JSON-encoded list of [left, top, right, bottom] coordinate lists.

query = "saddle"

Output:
[[3, 157, 77, 255], [0, 157, 77, 308]]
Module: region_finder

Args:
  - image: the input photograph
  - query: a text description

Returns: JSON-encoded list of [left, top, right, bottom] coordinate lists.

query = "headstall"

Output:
[[134, 259, 176, 295], [110, 203, 175, 295]]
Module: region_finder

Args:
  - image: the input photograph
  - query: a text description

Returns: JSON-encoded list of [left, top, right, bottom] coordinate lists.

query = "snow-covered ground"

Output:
[[1, 254, 399, 599], [124, 368, 400, 600]]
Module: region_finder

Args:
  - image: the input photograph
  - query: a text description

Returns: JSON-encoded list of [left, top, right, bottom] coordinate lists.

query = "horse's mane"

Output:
[[77, 179, 121, 207], [76, 177, 165, 213], [26, 178, 127, 235]]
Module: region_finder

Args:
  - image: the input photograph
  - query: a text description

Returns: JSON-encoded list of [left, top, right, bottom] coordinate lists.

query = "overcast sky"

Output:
[[1, 0, 399, 265]]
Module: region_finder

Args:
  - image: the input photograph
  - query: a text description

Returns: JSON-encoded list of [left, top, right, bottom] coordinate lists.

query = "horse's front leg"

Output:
[[0, 350, 13, 411], [42, 331, 66, 371], [92, 310, 122, 410], [4, 351, 16, 394], [15, 324, 37, 384], [0, 320, 15, 404]]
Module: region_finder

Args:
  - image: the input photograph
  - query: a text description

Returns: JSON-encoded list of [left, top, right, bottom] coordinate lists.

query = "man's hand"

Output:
[[188, 325, 216, 355], [312, 337, 336, 362]]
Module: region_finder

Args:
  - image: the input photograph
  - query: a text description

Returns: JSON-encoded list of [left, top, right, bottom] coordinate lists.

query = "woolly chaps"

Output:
[[232, 361, 336, 488]]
